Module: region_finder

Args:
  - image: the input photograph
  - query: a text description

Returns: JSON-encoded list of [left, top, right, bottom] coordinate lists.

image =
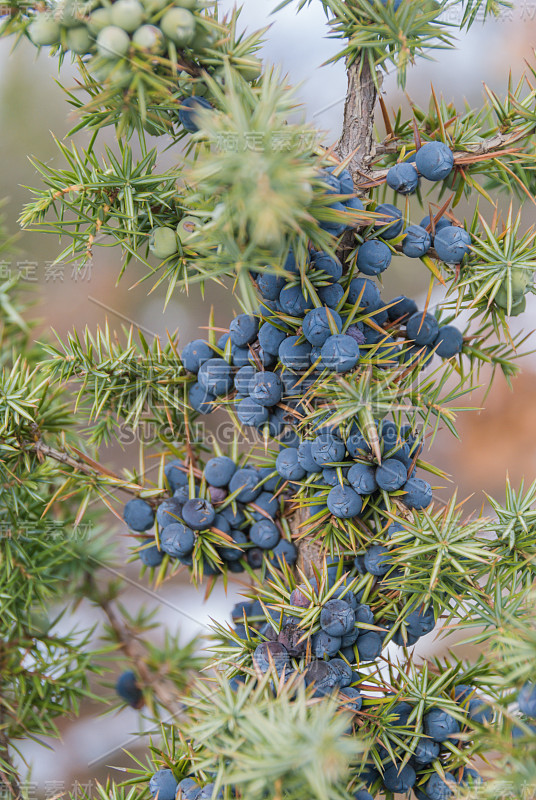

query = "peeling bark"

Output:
[[336, 57, 380, 186]]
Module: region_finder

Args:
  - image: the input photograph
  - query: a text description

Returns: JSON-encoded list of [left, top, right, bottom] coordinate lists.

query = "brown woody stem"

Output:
[[31, 439, 154, 501], [336, 57, 380, 187], [95, 587, 184, 714], [293, 55, 381, 571]]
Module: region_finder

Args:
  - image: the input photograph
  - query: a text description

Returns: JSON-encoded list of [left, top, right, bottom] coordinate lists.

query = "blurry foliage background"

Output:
[[1, 0, 535, 793]]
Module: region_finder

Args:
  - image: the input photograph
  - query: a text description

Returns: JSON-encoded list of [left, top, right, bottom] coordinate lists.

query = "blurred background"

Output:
[[1, 0, 535, 793]]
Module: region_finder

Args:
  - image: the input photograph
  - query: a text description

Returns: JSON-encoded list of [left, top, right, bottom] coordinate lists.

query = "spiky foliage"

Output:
[[18, 141, 184, 286], [0, 278, 103, 790], [3, 1, 536, 799], [43, 323, 194, 446], [0, 267, 199, 795], [450, 595, 536, 799], [274, 0, 511, 87], [179, 677, 361, 800]]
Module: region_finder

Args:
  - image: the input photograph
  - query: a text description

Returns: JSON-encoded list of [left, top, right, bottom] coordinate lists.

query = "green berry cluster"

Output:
[[25, 0, 262, 134], [26, 0, 261, 83], [28, 0, 203, 54], [493, 266, 533, 316], [149, 216, 199, 258]]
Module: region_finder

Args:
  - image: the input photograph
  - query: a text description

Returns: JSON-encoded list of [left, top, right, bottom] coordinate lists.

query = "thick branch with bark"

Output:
[[336, 57, 380, 187], [293, 56, 381, 570]]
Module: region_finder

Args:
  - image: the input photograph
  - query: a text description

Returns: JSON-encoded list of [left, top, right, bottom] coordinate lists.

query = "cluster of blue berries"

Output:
[[276, 419, 433, 521], [320, 163, 469, 272], [356, 142, 473, 273], [226, 587, 490, 800], [255, 267, 396, 370], [228, 561, 437, 701], [182, 297, 381, 431], [388, 298, 465, 365], [149, 768, 222, 800], [122, 456, 297, 577], [181, 287, 465, 430], [329, 152, 472, 274], [229, 591, 365, 713], [386, 142, 455, 194], [361, 687, 489, 798], [359, 207, 471, 270], [318, 166, 365, 236]]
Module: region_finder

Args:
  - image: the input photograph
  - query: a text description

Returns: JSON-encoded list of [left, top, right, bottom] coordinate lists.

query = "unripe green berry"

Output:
[[132, 24, 165, 52], [57, 0, 83, 28], [509, 295, 527, 316], [65, 25, 94, 54], [140, 0, 170, 12], [495, 267, 532, 310], [87, 8, 112, 35], [237, 56, 262, 82], [143, 120, 161, 137], [174, 0, 197, 7], [177, 74, 208, 95], [110, 0, 145, 32], [28, 14, 62, 46], [189, 25, 213, 51], [510, 266, 532, 293], [494, 286, 522, 310], [143, 113, 169, 136], [149, 226, 178, 258], [176, 216, 198, 242], [96, 25, 130, 59], [160, 8, 195, 46]]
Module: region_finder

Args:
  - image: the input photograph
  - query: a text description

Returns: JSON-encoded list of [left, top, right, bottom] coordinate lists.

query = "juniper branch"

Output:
[[31, 439, 155, 501], [358, 135, 534, 194], [93, 583, 185, 715], [372, 124, 533, 159], [0, 706, 21, 800]]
